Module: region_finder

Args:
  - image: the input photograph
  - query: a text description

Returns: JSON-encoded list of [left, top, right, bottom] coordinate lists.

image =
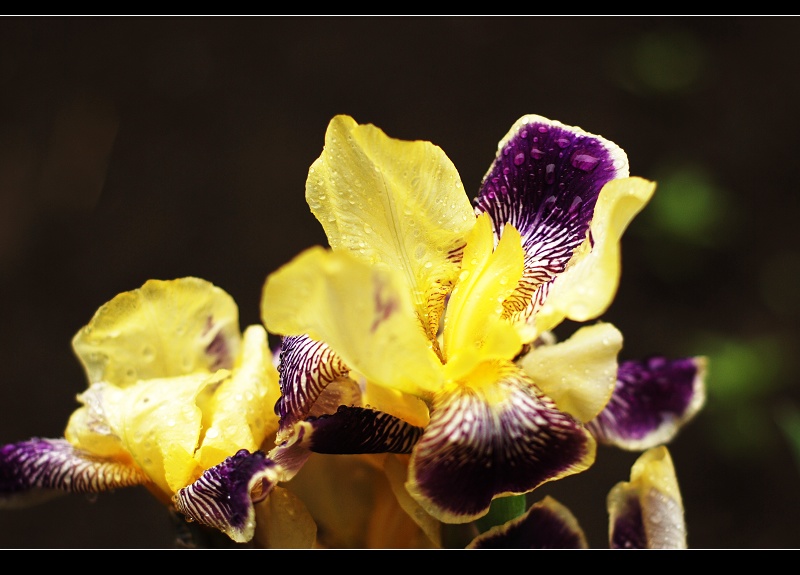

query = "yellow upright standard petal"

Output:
[[535, 177, 656, 334], [307, 115, 475, 341], [72, 277, 242, 387], [262, 246, 445, 397]]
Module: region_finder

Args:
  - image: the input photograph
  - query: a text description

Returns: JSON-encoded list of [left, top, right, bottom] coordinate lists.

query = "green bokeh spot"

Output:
[[694, 332, 793, 461], [632, 29, 707, 94], [646, 164, 732, 246], [775, 403, 800, 473], [698, 333, 785, 403]]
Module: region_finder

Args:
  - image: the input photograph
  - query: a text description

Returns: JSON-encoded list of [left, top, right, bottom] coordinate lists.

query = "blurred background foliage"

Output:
[[0, 16, 797, 548]]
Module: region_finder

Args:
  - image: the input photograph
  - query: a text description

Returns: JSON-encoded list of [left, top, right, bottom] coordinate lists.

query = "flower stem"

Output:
[[474, 494, 527, 534]]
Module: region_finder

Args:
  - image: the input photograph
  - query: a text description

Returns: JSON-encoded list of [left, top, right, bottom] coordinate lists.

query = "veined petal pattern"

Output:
[[406, 362, 595, 523]]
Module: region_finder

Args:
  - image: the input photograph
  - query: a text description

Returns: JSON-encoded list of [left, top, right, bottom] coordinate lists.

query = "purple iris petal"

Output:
[[587, 356, 706, 450], [475, 117, 625, 243], [173, 449, 278, 543], [609, 490, 647, 549], [473, 117, 628, 323], [0, 438, 147, 507], [275, 334, 350, 433], [409, 369, 595, 522]]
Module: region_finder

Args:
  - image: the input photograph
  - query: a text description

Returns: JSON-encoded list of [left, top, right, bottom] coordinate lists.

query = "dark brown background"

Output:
[[0, 16, 798, 549]]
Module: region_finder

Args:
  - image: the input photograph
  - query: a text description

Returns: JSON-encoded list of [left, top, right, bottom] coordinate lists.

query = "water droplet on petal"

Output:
[[530, 147, 544, 160], [556, 138, 570, 149], [571, 152, 600, 172], [545, 164, 555, 184], [513, 152, 525, 166]]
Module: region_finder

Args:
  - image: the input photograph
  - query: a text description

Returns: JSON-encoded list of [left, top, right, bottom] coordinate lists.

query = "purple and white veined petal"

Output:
[[467, 495, 588, 549], [473, 115, 628, 336], [0, 438, 148, 508], [406, 362, 596, 523], [287, 405, 424, 455], [607, 446, 686, 549], [173, 449, 280, 544], [275, 334, 351, 438], [266, 406, 423, 485], [587, 356, 707, 451]]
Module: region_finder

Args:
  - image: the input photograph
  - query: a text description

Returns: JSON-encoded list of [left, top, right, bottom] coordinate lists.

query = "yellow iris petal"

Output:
[[196, 325, 281, 468], [72, 277, 242, 387], [253, 485, 318, 549], [262, 246, 445, 397], [442, 213, 524, 382], [307, 115, 475, 341], [362, 380, 431, 428], [66, 371, 225, 497], [519, 322, 623, 423], [65, 278, 280, 502], [63, 385, 135, 464], [283, 453, 439, 548], [534, 177, 656, 334]]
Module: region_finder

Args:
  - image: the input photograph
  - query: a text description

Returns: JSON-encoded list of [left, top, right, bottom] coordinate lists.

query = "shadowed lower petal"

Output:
[[286, 405, 424, 455], [467, 496, 588, 549]]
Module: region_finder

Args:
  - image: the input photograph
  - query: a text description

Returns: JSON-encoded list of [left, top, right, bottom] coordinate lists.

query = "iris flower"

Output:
[[261, 114, 706, 526], [0, 277, 310, 545]]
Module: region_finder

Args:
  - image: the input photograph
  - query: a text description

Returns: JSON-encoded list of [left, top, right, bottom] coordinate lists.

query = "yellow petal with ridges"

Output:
[[534, 177, 656, 335], [66, 372, 226, 498], [262, 246, 445, 397], [64, 384, 134, 464], [72, 277, 242, 387], [519, 322, 622, 423], [307, 115, 475, 341], [442, 213, 523, 382], [196, 325, 281, 468]]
